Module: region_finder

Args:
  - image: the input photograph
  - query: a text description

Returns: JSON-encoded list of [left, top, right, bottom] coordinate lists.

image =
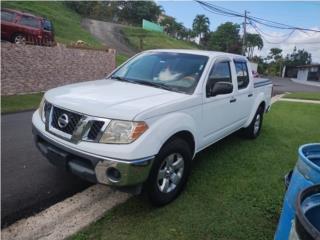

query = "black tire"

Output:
[[242, 106, 264, 139], [11, 33, 26, 44], [145, 138, 192, 206]]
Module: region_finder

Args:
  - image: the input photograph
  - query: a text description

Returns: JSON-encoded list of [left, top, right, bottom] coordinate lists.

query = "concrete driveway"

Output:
[[270, 76, 320, 95], [1, 111, 92, 227], [81, 19, 136, 56]]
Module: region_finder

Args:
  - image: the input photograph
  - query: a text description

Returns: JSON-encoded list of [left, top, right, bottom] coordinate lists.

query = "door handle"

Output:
[[248, 93, 253, 97], [230, 98, 237, 103]]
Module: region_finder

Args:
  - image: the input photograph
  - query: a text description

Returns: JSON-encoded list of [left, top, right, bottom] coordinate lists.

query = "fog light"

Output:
[[106, 167, 121, 182]]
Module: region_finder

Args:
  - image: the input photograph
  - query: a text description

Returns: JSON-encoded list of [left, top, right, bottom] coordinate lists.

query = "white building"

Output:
[[296, 64, 320, 82]]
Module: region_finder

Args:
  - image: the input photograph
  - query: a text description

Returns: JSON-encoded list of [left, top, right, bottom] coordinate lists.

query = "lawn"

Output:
[[122, 27, 199, 51], [70, 101, 320, 240], [2, 1, 101, 47], [284, 92, 320, 101], [116, 54, 129, 66], [1, 93, 43, 114]]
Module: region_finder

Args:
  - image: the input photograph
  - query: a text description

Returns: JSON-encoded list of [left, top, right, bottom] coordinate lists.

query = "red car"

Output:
[[1, 8, 54, 46]]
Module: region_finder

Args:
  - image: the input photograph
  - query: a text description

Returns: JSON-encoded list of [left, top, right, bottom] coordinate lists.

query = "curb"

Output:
[[1, 185, 130, 240]]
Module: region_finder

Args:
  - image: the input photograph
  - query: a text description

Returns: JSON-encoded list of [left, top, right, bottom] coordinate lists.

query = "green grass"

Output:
[[116, 54, 129, 66], [1, 1, 101, 47], [70, 101, 320, 240], [1, 93, 43, 114], [122, 27, 199, 51], [284, 92, 320, 101]]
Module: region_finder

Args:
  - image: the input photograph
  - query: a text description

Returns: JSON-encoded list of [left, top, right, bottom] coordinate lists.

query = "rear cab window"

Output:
[[19, 15, 40, 28], [234, 60, 249, 90], [1, 10, 16, 22]]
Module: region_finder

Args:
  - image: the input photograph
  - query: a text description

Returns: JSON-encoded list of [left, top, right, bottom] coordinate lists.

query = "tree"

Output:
[[246, 33, 263, 59], [119, 1, 162, 25], [192, 14, 210, 44], [267, 48, 283, 61], [266, 48, 283, 76], [208, 22, 242, 54], [285, 47, 312, 66]]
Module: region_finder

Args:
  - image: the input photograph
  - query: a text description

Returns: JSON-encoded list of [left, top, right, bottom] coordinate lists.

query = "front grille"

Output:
[[44, 102, 107, 143], [51, 107, 83, 134], [87, 121, 105, 140]]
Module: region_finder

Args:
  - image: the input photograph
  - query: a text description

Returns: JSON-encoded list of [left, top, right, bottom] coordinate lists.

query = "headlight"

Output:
[[38, 97, 46, 122], [100, 120, 148, 144]]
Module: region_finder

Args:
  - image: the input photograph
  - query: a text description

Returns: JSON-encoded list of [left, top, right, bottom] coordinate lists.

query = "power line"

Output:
[[196, 1, 320, 33], [250, 23, 296, 44]]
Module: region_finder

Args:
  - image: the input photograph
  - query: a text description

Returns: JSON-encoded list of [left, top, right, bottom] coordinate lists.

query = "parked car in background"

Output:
[[1, 8, 54, 46], [32, 50, 273, 205]]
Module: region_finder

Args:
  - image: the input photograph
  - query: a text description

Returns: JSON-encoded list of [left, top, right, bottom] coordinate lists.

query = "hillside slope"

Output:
[[2, 1, 101, 47], [122, 27, 199, 51]]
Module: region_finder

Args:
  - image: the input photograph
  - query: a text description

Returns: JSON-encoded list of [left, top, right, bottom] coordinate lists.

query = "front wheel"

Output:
[[13, 33, 26, 45], [145, 138, 192, 206], [242, 106, 264, 139]]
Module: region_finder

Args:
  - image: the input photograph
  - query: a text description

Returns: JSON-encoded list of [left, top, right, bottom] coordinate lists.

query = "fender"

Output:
[[143, 111, 198, 157], [244, 92, 265, 127]]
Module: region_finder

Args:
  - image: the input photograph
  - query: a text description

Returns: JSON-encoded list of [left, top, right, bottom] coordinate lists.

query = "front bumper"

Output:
[[33, 126, 154, 186]]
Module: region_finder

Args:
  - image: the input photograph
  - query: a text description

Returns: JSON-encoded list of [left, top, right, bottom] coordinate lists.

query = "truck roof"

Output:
[[146, 49, 248, 60], [2, 8, 44, 20]]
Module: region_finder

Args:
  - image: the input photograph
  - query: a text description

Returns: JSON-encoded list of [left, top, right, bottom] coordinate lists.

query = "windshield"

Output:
[[110, 52, 209, 94]]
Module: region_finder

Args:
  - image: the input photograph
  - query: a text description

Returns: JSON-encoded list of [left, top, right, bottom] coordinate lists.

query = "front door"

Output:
[[201, 58, 238, 147]]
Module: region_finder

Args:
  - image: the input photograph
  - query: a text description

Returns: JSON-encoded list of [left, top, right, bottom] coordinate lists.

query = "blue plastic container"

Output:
[[275, 143, 320, 240]]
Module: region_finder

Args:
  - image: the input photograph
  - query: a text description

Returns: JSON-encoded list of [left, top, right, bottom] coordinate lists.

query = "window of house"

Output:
[[235, 61, 249, 89]]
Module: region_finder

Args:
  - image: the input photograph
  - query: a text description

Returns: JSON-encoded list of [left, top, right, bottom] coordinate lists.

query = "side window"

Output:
[[1, 11, 16, 22], [235, 61, 249, 89], [206, 61, 232, 97], [19, 16, 40, 28]]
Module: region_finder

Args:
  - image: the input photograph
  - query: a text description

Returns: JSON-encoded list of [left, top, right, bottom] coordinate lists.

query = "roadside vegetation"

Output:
[[1, 93, 43, 114], [122, 27, 198, 51], [71, 101, 320, 240], [284, 92, 320, 101]]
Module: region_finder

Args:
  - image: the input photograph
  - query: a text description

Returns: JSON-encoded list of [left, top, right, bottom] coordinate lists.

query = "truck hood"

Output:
[[45, 79, 188, 120]]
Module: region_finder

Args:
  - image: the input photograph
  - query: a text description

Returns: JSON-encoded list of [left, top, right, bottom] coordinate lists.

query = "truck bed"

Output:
[[253, 78, 272, 88]]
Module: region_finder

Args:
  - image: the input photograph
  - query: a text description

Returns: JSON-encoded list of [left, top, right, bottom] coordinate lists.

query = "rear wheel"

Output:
[[145, 138, 192, 206], [242, 106, 264, 139]]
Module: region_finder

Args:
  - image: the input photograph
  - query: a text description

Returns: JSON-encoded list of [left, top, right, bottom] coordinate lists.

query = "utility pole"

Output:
[[242, 10, 248, 56]]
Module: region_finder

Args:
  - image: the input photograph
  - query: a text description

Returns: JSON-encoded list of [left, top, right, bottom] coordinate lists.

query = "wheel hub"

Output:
[[157, 153, 184, 193]]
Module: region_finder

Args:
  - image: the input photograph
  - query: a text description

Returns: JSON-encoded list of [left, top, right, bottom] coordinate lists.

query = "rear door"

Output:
[[233, 59, 254, 125], [201, 57, 239, 147]]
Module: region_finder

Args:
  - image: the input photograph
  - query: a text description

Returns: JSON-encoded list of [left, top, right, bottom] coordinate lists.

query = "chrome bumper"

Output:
[[33, 126, 154, 186]]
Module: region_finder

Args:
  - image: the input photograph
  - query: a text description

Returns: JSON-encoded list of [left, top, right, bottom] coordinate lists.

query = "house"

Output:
[[296, 64, 320, 82], [283, 64, 320, 82]]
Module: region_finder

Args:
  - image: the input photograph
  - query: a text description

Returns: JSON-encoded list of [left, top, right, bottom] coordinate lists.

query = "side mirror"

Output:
[[207, 81, 233, 97]]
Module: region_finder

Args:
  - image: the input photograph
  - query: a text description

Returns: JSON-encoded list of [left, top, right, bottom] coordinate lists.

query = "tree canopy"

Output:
[[208, 22, 242, 54], [285, 47, 312, 66], [192, 14, 210, 39], [246, 33, 263, 59]]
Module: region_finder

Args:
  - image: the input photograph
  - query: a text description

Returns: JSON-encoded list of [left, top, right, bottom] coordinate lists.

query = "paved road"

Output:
[[1, 111, 92, 228], [81, 19, 136, 56], [270, 76, 320, 95]]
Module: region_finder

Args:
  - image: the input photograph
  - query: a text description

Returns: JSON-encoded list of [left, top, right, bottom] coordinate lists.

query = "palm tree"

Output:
[[246, 33, 263, 59], [192, 14, 210, 43]]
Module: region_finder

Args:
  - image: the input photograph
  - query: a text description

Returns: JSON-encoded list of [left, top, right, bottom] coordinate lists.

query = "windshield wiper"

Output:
[[133, 80, 174, 91], [110, 76, 128, 82]]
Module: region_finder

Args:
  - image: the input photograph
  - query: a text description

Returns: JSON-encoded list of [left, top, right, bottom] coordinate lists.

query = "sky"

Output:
[[157, 1, 320, 63]]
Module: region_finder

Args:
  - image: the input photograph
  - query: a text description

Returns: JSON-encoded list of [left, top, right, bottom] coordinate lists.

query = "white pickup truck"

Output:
[[32, 49, 272, 205]]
